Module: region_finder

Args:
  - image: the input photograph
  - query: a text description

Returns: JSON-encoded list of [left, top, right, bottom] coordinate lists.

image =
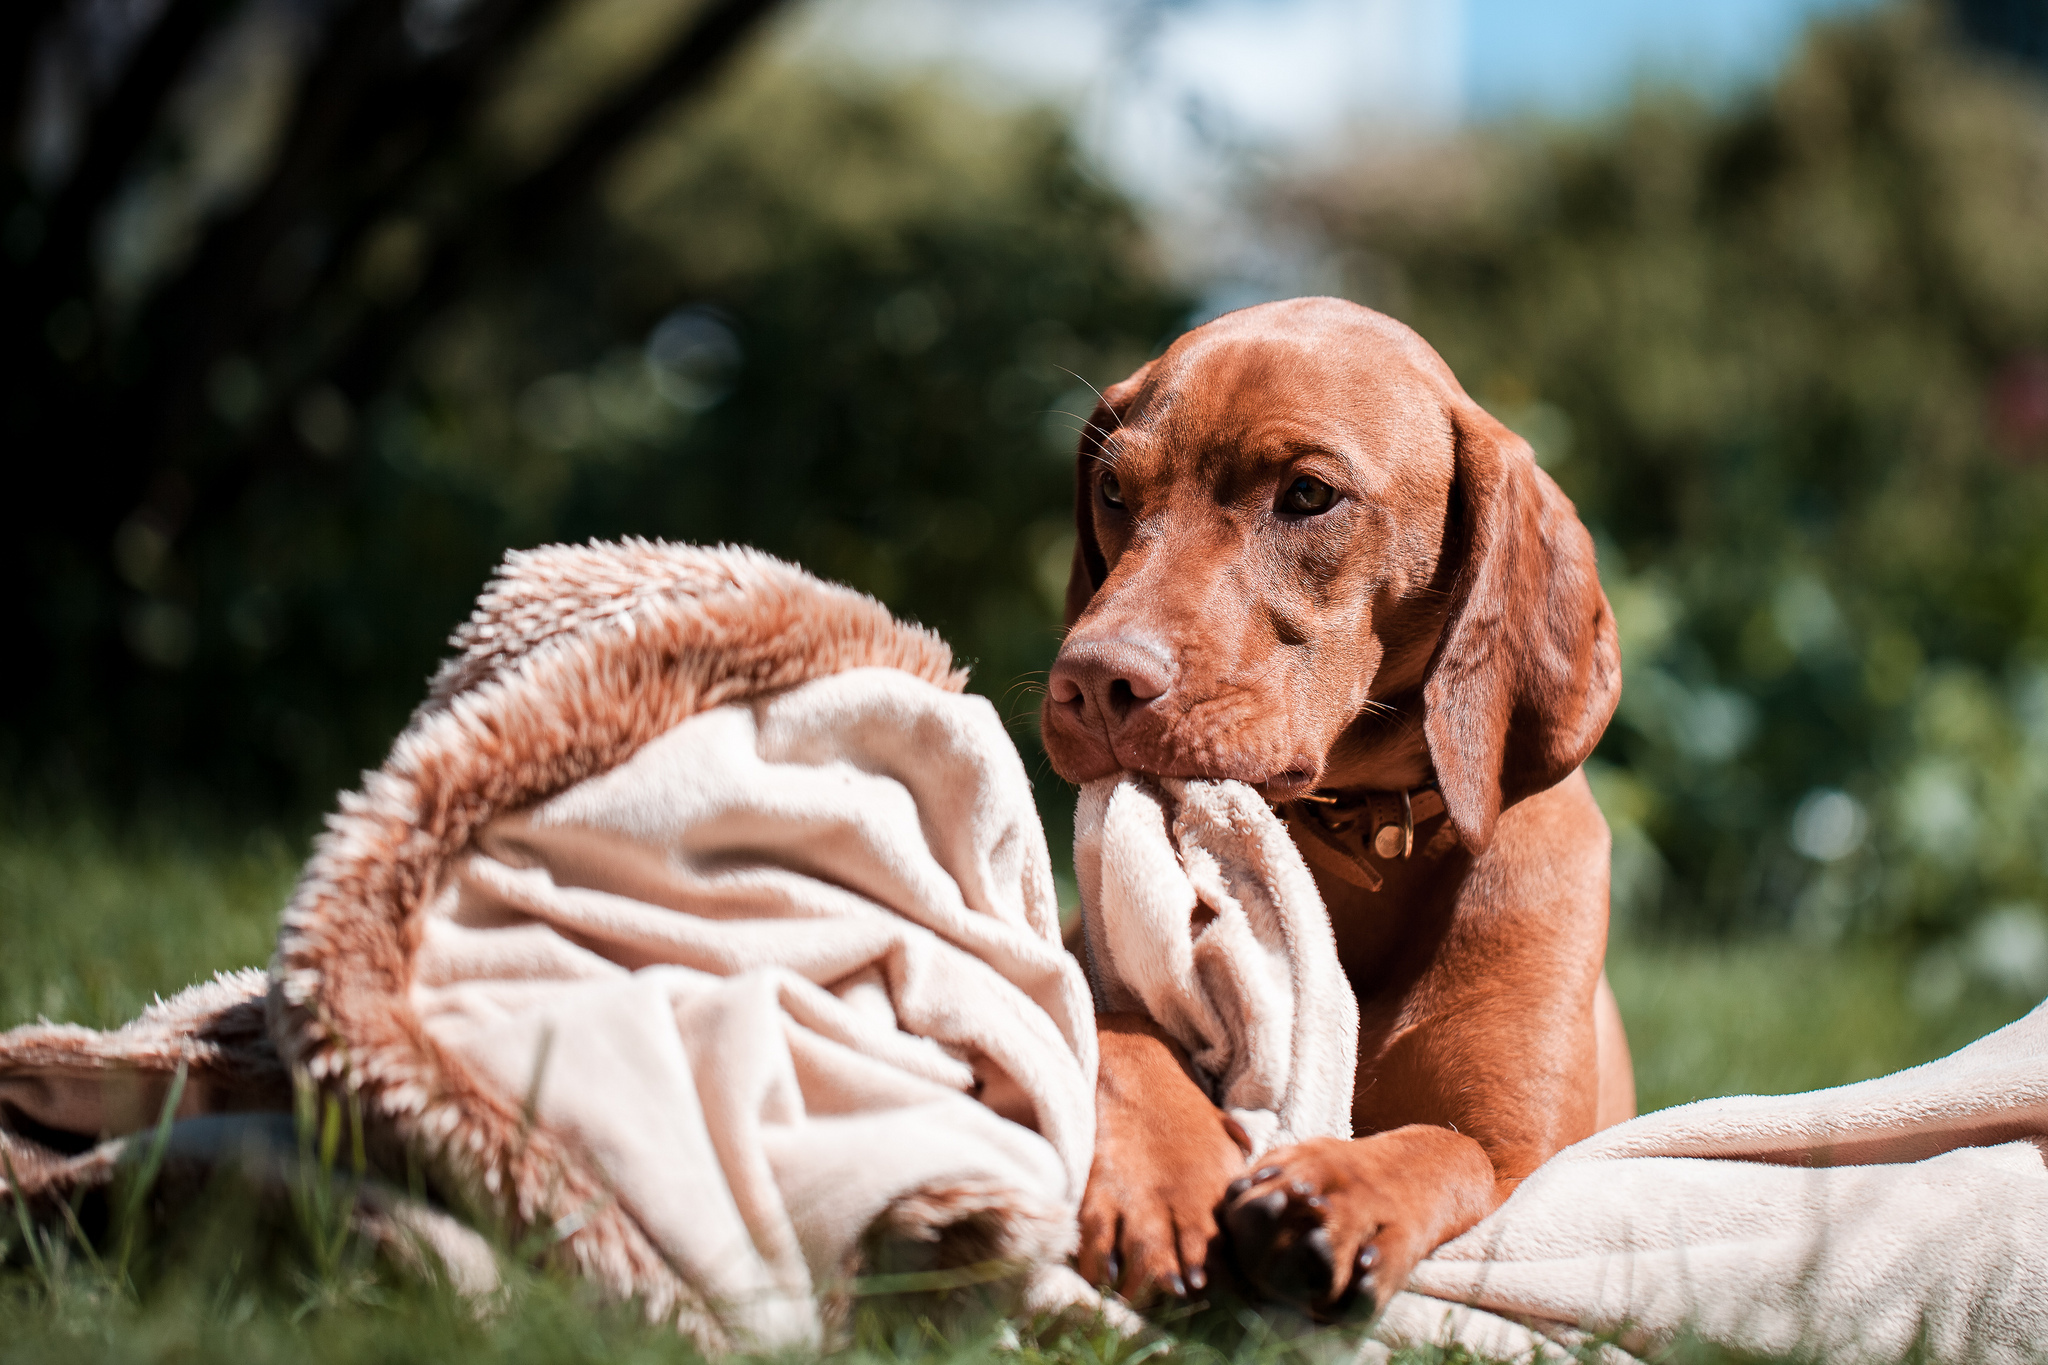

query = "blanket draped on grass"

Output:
[[0, 542, 1099, 1352], [1075, 773, 2048, 1365]]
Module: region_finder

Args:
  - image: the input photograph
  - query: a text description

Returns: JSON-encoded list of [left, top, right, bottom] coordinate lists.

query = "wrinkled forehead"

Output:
[[1114, 307, 1460, 485]]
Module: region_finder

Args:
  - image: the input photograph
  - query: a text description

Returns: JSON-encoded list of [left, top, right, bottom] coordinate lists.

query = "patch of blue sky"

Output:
[[1463, 0, 1885, 119]]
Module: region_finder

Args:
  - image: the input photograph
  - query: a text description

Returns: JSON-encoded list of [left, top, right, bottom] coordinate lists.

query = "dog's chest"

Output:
[[1286, 816, 1467, 1008]]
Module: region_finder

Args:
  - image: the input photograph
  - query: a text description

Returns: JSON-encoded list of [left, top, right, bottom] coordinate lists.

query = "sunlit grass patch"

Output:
[[0, 803, 302, 1031], [1608, 940, 2038, 1115]]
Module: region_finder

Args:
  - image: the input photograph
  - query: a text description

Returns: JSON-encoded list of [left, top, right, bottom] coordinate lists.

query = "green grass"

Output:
[[1608, 940, 2037, 1114], [0, 804, 301, 1031], [3, 808, 2041, 1362]]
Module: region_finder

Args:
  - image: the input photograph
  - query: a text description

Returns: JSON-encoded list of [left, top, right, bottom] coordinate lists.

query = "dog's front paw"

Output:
[[1079, 1015, 1249, 1306], [1221, 1136, 1422, 1316], [1077, 1131, 1241, 1307]]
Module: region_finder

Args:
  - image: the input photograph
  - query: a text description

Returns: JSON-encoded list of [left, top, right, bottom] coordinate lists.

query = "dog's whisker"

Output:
[[1002, 670, 1050, 697], [1046, 415, 1112, 452], [1056, 366, 1129, 435], [1047, 409, 1125, 453], [1055, 367, 1137, 467]]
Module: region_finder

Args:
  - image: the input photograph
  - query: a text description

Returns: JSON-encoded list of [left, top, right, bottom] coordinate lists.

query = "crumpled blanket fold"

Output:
[[1074, 773, 1356, 1154], [1076, 773, 2048, 1364], [1, 541, 1101, 1352]]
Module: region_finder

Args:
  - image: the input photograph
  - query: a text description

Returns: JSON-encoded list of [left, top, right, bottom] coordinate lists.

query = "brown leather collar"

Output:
[[1276, 779, 1449, 893]]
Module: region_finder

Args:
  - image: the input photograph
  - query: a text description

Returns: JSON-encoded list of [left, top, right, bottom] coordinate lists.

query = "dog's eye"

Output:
[[1280, 475, 1336, 515], [1099, 471, 1126, 510]]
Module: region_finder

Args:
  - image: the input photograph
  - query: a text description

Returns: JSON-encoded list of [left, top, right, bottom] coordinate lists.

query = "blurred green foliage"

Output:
[[1306, 4, 2048, 971], [337, 61, 1180, 827], [13, 0, 2048, 985], [1608, 939, 2033, 1112], [447, 61, 1180, 731], [9, 44, 1183, 824]]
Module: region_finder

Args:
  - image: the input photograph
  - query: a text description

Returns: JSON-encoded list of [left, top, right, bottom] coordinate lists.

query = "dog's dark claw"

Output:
[[1327, 1244, 1383, 1324], [1252, 1165, 1283, 1183], [1105, 1250, 1120, 1288], [1350, 1245, 1378, 1299], [1166, 1271, 1187, 1299], [1226, 1175, 1252, 1199], [1186, 1265, 1206, 1292]]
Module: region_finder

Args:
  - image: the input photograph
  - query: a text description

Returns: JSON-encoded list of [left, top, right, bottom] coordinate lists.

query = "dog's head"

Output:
[[1041, 297, 1620, 852]]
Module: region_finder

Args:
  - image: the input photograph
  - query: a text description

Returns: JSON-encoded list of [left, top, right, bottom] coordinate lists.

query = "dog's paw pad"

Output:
[[1264, 1223, 1336, 1303], [1223, 1187, 1289, 1264], [1224, 1180, 1343, 1305]]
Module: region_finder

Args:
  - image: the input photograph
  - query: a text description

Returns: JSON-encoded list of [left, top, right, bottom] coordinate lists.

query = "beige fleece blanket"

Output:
[[1413, 1010, 2048, 1363], [408, 665, 1098, 1347], [1075, 774, 1357, 1154], [2, 543, 1105, 1352], [1077, 774, 2048, 1364]]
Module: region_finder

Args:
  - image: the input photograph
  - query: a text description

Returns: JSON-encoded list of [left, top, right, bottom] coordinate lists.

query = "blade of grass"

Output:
[[348, 1090, 367, 1178], [318, 1095, 348, 1276], [113, 1060, 188, 1281], [318, 1093, 342, 1174], [2, 1144, 56, 1289], [50, 1184, 107, 1282]]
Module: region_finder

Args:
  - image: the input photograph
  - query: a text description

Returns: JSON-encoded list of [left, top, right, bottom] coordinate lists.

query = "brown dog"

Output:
[[1039, 297, 1634, 1315]]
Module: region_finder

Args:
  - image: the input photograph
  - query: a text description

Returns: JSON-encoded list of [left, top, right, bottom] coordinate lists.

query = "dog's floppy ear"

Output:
[[1422, 400, 1621, 853], [1063, 365, 1150, 626]]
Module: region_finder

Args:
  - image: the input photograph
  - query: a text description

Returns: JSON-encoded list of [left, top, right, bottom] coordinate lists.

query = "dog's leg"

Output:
[[1594, 970, 1637, 1129], [1078, 1014, 1250, 1304], [1220, 1125, 1498, 1314]]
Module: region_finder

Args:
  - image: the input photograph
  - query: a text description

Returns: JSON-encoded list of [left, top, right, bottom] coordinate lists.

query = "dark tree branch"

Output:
[[262, 0, 779, 359], [33, 0, 233, 304], [506, 0, 782, 226], [261, 0, 786, 450], [0, 0, 795, 808], [143, 0, 575, 452], [0, 0, 67, 171], [232, 0, 561, 359], [145, 0, 409, 431], [130, 0, 786, 551]]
